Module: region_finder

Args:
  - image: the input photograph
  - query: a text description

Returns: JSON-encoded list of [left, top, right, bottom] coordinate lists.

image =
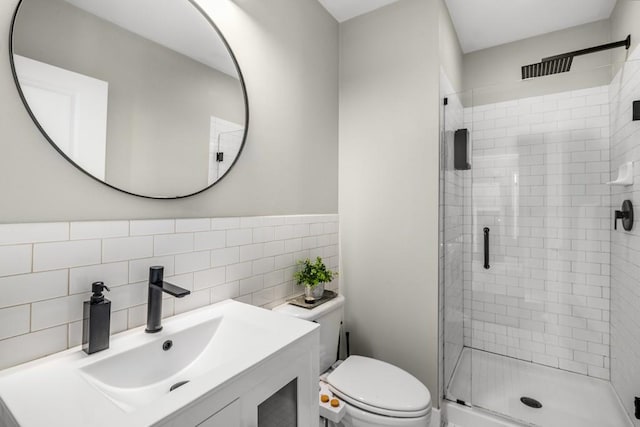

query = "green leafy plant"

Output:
[[293, 257, 337, 288]]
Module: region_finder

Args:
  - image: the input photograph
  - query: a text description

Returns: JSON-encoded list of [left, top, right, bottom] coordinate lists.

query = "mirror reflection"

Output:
[[11, 0, 247, 198]]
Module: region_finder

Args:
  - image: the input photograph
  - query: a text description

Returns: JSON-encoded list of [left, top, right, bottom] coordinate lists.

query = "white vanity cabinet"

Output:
[[197, 399, 240, 427], [158, 330, 319, 427], [0, 301, 319, 427]]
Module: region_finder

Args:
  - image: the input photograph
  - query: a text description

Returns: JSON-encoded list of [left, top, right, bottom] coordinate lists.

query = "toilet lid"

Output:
[[327, 356, 431, 417]]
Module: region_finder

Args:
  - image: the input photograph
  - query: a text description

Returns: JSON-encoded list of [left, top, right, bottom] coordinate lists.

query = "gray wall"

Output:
[[439, 0, 463, 93], [14, 0, 245, 197], [0, 0, 338, 221], [610, 0, 640, 68], [339, 0, 441, 402], [463, 20, 612, 105]]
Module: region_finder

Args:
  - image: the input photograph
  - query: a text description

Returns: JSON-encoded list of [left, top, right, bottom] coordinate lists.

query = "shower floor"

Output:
[[447, 348, 632, 427]]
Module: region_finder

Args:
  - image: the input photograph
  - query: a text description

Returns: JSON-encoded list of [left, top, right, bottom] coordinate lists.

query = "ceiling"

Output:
[[445, 0, 618, 53], [317, 0, 401, 22], [318, 0, 617, 51]]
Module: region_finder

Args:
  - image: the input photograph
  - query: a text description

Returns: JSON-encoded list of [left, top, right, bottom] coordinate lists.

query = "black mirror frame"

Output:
[[9, 0, 249, 199]]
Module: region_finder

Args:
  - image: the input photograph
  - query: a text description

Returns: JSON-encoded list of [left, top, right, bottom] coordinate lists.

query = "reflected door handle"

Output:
[[483, 227, 490, 270]]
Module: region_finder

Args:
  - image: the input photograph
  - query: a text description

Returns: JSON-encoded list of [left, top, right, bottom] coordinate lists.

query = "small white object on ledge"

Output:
[[607, 161, 634, 186]]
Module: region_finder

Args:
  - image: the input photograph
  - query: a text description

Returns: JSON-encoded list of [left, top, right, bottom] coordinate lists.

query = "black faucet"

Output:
[[146, 266, 190, 333]]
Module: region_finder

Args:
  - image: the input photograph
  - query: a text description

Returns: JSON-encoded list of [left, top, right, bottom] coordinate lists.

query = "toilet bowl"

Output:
[[273, 295, 431, 427], [327, 355, 431, 427]]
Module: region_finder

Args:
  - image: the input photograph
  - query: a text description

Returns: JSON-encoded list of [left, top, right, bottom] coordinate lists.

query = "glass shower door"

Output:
[[466, 78, 612, 424], [467, 97, 532, 419], [440, 86, 472, 406]]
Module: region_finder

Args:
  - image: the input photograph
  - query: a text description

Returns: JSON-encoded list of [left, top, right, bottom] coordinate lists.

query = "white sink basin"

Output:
[[0, 300, 318, 427], [80, 314, 268, 412]]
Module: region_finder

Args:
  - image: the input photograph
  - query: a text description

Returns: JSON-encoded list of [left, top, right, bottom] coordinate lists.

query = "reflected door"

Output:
[[15, 54, 108, 180]]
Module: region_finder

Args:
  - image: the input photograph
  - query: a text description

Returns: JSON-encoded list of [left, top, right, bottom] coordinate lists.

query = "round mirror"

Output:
[[10, 0, 248, 198]]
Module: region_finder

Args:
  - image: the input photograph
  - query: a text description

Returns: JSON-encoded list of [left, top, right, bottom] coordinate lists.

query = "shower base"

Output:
[[446, 348, 632, 427]]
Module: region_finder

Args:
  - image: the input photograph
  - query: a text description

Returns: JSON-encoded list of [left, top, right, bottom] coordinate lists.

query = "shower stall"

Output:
[[439, 55, 640, 426]]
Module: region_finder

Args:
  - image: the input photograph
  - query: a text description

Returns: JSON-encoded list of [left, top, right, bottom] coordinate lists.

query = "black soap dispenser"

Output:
[[82, 282, 111, 355]]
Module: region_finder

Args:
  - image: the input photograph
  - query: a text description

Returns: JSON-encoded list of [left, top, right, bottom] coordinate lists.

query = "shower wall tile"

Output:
[[463, 86, 611, 380], [609, 55, 640, 426], [0, 214, 339, 371]]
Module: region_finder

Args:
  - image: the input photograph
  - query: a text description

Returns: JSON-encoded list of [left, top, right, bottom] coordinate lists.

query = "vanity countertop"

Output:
[[0, 300, 318, 427]]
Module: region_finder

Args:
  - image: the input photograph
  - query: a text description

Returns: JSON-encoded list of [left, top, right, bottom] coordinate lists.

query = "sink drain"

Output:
[[520, 396, 542, 409], [169, 380, 190, 392]]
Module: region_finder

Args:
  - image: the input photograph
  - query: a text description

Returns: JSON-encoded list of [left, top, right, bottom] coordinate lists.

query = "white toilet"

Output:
[[274, 294, 432, 427]]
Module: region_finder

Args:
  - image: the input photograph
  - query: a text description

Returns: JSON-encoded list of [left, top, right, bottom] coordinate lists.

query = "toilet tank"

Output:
[[273, 294, 344, 373]]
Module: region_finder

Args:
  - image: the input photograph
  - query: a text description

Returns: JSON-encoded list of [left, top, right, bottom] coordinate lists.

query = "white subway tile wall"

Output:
[[439, 69, 466, 397], [462, 86, 612, 379], [0, 215, 339, 370], [609, 56, 640, 426]]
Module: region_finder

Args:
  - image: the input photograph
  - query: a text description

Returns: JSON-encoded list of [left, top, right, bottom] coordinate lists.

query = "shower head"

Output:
[[521, 35, 631, 80], [521, 56, 573, 79]]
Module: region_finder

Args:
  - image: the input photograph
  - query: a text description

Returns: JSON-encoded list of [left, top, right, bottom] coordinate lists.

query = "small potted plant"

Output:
[[293, 257, 337, 302]]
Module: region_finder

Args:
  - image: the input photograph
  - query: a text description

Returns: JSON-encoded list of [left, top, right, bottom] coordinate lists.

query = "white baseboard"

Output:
[[431, 407, 441, 426]]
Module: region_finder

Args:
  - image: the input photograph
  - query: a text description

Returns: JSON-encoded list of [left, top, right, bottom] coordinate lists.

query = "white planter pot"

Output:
[[304, 283, 325, 301]]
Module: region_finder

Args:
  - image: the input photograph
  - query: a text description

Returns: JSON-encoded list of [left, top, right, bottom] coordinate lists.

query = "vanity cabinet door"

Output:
[[155, 332, 317, 427], [257, 379, 297, 426], [197, 399, 240, 427]]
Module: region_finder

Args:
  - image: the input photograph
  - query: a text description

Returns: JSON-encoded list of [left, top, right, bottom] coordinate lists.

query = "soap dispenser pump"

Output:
[[82, 282, 111, 355]]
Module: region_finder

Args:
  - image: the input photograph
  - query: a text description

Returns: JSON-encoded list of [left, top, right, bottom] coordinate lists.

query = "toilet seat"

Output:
[[326, 356, 432, 418]]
